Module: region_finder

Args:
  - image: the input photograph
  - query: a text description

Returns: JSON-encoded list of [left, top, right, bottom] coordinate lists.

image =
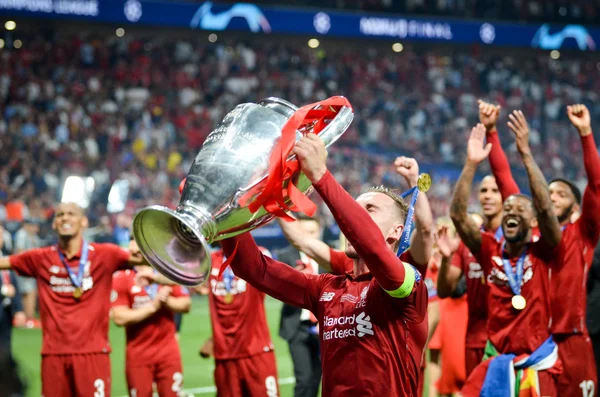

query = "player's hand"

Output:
[[13, 311, 26, 328], [393, 156, 419, 188], [193, 284, 210, 296], [435, 226, 460, 259], [156, 286, 172, 304], [199, 338, 214, 359], [466, 123, 492, 164], [1, 284, 16, 298], [135, 266, 156, 287], [567, 104, 592, 136], [507, 110, 531, 155], [292, 133, 328, 183], [478, 99, 501, 132]]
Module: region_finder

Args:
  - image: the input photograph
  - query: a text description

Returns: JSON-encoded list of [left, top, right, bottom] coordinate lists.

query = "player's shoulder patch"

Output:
[[110, 289, 118, 303]]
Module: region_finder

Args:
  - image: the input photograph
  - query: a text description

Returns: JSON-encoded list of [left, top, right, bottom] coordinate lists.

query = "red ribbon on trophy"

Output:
[[245, 96, 352, 221]]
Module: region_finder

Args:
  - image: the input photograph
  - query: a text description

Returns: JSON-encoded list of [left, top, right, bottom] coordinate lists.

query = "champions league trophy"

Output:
[[132, 97, 354, 286]]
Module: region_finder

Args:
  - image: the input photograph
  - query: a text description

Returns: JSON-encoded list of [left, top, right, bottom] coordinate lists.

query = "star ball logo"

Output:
[[313, 12, 331, 34], [124, 0, 142, 23], [479, 23, 496, 44]]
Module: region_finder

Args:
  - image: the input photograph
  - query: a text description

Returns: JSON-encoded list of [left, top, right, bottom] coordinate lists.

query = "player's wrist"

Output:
[[485, 125, 497, 134], [578, 126, 592, 137]]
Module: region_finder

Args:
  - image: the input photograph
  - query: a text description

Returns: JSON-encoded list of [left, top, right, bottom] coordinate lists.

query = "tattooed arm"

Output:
[[507, 110, 561, 247], [450, 124, 490, 255]]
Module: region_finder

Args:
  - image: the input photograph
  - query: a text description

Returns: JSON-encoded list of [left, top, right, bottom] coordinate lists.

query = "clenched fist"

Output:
[[567, 104, 592, 137], [478, 99, 501, 132], [394, 157, 419, 188]]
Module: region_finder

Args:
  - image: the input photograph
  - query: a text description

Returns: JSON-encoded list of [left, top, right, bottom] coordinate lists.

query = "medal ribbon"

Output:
[[396, 186, 419, 257], [500, 241, 527, 296], [58, 240, 88, 290]]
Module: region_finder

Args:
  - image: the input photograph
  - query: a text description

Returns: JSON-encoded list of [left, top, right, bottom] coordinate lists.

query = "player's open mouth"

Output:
[[60, 224, 72, 231], [504, 217, 520, 231]]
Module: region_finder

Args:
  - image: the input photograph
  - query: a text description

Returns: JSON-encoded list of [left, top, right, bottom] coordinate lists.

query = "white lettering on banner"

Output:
[[0, 0, 98, 16], [359, 17, 453, 40], [322, 312, 374, 340]]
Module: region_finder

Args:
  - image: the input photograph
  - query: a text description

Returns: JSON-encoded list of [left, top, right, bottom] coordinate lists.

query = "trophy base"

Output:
[[132, 205, 212, 286]]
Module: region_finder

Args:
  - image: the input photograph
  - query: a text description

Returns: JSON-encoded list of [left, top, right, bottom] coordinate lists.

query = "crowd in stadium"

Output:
[[1, 30, 599, 231], [1, 3, 600, 395]]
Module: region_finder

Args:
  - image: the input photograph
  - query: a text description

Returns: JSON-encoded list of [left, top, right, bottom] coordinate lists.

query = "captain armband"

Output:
[[384, 262, 418, 299]]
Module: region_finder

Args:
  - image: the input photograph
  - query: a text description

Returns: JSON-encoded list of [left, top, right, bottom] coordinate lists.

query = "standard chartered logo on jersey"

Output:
[[322, 312, 374, 340]]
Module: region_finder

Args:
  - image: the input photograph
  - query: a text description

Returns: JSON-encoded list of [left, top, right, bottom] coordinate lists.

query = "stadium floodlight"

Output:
[[308, 38, 320, 48], [4, 21, 15, 31], [107, 179, 130, 214], [61, 176, 95, 209]]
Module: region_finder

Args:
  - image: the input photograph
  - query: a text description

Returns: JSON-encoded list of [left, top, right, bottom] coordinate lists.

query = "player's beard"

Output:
[[503, 226, 527, 243], [556, 203, 574, 224]]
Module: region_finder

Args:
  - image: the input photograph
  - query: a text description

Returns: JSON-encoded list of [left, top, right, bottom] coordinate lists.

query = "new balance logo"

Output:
[[356, 312, 374, 337], [320, 292, 335, 302]]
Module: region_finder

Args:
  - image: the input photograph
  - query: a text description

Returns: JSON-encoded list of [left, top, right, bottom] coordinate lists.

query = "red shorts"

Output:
[[465, 347, 485, 377], [41, 353, 111, 397], [215, 352, 278, 397], [462, 358, 558, 397], [556, 333, 598, 397], [126, 359, 183, 397]]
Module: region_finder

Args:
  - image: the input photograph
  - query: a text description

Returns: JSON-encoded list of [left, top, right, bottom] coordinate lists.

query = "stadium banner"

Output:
[[0, 0, 596, 51]]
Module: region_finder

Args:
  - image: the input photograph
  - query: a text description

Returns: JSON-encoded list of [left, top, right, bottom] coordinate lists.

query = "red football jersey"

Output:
[[111, 269, 188, 365], [551, 134, 600, 335], [208, 249, 275, 360], [475, 232, 556, 355], [10, 242, 130, 355], [552, 218, 600, 334], [451, 241, 488, 348]]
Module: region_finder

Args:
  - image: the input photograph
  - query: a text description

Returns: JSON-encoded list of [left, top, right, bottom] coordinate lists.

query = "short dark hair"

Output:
[[505, 194, 536, 215], [549, 178, 582, 204], [365, 186, 409, 224]]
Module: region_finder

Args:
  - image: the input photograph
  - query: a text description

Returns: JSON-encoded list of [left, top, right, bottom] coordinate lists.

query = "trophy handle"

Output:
[[313, 105, 354, 148], [133, 205, 212, 286]]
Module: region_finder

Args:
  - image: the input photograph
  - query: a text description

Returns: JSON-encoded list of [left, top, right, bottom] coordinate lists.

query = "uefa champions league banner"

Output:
[[0, 0, 597, 51]]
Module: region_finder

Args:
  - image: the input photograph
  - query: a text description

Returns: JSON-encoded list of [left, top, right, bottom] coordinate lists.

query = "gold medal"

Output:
[[73, 287, 83, 299], [511, 294, 526, 310], [224, 293, 233, 304], [417, 173, 432, 193]]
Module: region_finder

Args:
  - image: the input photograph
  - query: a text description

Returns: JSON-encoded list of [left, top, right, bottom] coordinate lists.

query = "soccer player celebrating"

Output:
[[437, 101, 520, 378], [277, 156, 434, 276], [197, 245, 280, 397], [219, 133, 428, 396], [111, 239, 191, 397], [0, 202, 144, 397], [483, 103, 600, 396], [451, 120, 562, 395]]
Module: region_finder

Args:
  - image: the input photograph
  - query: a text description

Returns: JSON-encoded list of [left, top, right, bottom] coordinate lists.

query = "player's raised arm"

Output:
[[393, 156, 434, 267], [436, 226, 462, 299], [568, 104, 600, 239], [220, 233, 319, 311], [276, 217, 333, 272], [478, 99, 520, 199], [0, 257, 11, 270], [508, 110, 561, 247], [294, 134, 414, 297], [450, 124, 490, 255]]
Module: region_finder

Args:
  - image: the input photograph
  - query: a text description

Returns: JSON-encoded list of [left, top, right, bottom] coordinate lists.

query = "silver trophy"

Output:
[[132, 97, 353, 286]]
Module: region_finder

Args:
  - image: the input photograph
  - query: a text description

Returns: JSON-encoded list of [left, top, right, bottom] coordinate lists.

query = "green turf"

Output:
[[12, 295, 296, 397]]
